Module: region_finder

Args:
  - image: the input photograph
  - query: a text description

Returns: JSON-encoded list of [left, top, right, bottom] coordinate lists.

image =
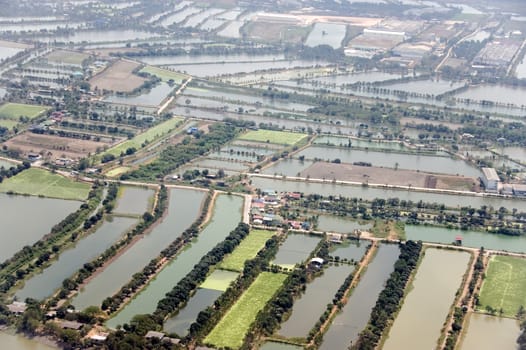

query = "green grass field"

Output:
[[0, 168, 91, 201], [478, 255, 526, 317], [221, 230, 275, 271], [0, 119, 19, 129], [200, 270, 239, 292], [0, 103, 48, 121], [103, 117, 183, 158], [46, 50, 88, 65], [204, 272, 287, 349], [237, 130, 307, 146], [140, 66, 187, 83], [105, 166, 131, 178]]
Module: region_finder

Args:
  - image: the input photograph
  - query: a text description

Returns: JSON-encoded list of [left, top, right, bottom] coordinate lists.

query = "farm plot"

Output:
[[0, 103, 48, 120], [478, 255, 526, 317], [220, 229, 275, 271], [237, 130, 307, 146], [0, 168, 90, 200], [4, 132, 113, 161], [102, 117, 183, 158], [140, 65, 188, 83], [89, 60, 146, 92], [204, 272, 287, 349]]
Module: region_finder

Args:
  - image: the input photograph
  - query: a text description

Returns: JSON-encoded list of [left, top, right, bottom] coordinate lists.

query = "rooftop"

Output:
[[482, 167, 499, 181]]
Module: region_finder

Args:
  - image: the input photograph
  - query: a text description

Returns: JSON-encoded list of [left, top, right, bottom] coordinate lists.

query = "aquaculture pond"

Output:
[[320, 244, 400, 350], [137, 53, 285, 66], [405, 225, 526, 253], [16, 217, 138, 301], [262, 158, 312, 177], [272, 233, 321, 269], [164, 269, 239, 336], [317, 215, 371, 234], [45, 30, 158, 43], [250, 177, 526, 212], [314, 135, 406, 151], [383, 249, 470, 350], [163, 288, 222, 336], [104, 83, 174, 107], [113, 186, 154, 215], [107, 194, 243, 328], [296, 146, 481, 177], [259, 342, 303, 350], [278, 264, 355, 338], [455, 84, 526, 107], [70, 188, 205, 311], [329, 239, 369, 262], [0, 194, 80, 262], [459, 313, 520, 350]]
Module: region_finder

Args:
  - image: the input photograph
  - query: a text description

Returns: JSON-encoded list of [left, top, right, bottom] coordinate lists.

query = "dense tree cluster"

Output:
[[352, 240, 422, 350], [0, 161, 30, 183]]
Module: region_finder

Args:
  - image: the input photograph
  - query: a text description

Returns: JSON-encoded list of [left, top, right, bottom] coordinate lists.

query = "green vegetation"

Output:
[[200, 270, 239, 292], [478, 255, 526, 317], [106, 166, 131, 178], [0, 119, 19, 129], [0, 103, 48, 120], [122, 123, 239, 181], [204, 272, 287, 349], [0, 168, 91, 200], [238, 129, 307, 145], [102, 117, 183, 158], [220, 229, 275, 271], [140, 65, 187, 83]]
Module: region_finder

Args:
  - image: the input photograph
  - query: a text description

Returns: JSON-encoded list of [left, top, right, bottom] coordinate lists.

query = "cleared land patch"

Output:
[[238, 130, 307, 145], [0, 103, 48, 120], [0, 168, 90, 200], [140, 65, 188, 83], [204, 272, 287, 349], [300, 162, 478, 192], [220, 229, 275, 271], [89, 59, 146, 92], [4, 132, 113, 161], [478, 255, 526, 317]]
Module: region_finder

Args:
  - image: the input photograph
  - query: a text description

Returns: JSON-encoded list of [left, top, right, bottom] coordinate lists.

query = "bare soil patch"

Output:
[[301, 162, 478, 192], [4, 132, 112, 160], [89, 59, 146, 92]]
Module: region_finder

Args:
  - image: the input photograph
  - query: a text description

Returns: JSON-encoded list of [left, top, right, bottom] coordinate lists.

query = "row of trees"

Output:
[[352, 240, 422, 350]]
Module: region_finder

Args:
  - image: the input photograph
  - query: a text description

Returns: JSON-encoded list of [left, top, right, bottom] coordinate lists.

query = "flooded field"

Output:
[[405, 225, 526, 253], [250, 177, 526, 211], [113, 186, 154, 215], [320, 244, 400, 349], [107, 194, 243, 328], [272, 233, 321, 269], [383, 249, 470, 350], [259, 342, 302, 350], [278, 264, 355, 338], [455, 84, 526, 107], [16, 217, 138, 301], [459, 313, 520, 350], [137, 53, 285, 66], [305, 22, 347, 49], [70, 188, 205, 311], [0, 332, 56, 350], [330, 240, 369, 262], [42, 30, 158, 43], [0, 194, 79, 262]]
